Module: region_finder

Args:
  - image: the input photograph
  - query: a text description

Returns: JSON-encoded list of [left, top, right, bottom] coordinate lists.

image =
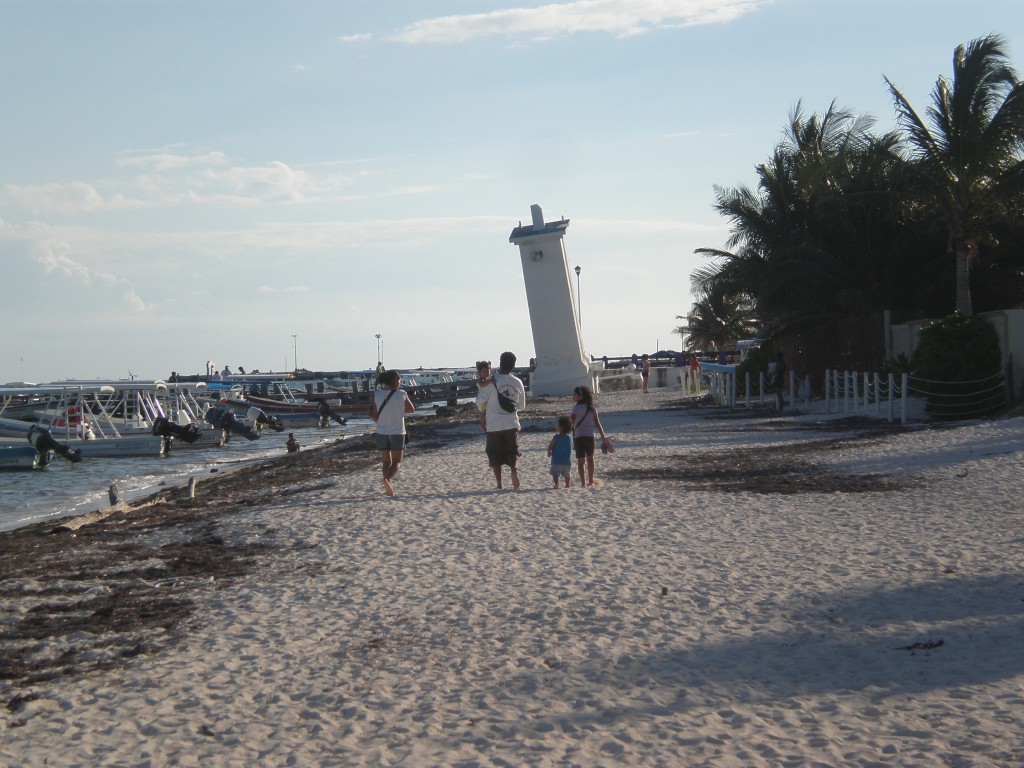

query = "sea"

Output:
[[0, 419, 375, 532]]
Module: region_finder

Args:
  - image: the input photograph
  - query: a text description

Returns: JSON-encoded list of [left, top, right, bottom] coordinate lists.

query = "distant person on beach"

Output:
[[375, 361, 385, 375], [547, 416, 574, 489], [641, 353, 651, 393], [477, 351, 526, 490], [571, 385, 609, 488], [773, 352, 788, 413], [370, 369, 415, 497], [286, 433, 301, 453]]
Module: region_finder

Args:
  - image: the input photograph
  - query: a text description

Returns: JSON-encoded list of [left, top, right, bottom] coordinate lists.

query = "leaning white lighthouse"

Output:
[[509, 204, 594, 396]]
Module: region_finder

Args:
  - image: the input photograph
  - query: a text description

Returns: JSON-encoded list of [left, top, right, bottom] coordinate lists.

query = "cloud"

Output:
[[33, 244, 148, 311], [2, 155, 350, 213], [116, 150, 229, 172], [385, 0, 766, 44], [339, 33, 373, 43], [4, 181, 106, 215], [211, 161, 312, 201]]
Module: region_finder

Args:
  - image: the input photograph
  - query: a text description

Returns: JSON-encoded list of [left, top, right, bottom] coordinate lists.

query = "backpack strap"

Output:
[[572, 405, 592, 436], [371, 389, 398, 421]]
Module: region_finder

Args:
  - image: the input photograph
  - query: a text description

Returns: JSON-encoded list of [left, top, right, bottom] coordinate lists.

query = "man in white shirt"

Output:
[[477, 351, 526, 490]]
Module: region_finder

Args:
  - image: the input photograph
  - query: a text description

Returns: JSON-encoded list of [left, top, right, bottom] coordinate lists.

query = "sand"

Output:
[[2, 389, 1023, 767]]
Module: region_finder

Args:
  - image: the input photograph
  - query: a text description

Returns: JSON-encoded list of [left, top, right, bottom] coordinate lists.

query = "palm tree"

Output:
[[885, 34, 1024, 315], [674, 289, 759, 352], [693, 103, 906, 335]]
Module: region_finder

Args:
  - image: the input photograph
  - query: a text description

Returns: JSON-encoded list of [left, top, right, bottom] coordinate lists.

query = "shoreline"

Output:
[[3, 390, 1023, 766]]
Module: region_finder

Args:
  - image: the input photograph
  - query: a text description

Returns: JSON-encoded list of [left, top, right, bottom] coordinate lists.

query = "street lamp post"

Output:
[[375, 333, 382, 366], [574, 265, 582, 325], [292, 334, 298, 371]]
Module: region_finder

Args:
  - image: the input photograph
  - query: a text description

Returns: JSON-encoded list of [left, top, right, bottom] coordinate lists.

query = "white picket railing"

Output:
[[679, 365, 911, 423], [823, 370, 909, 423], [680, 363, 1012, 424]]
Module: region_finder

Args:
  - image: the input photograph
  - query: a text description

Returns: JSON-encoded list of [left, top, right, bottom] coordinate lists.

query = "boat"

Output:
[[206, 381, 363, 426], [0, 423, 83, 469], [0, 382, 231, 457], [0, 439, 51, 470]]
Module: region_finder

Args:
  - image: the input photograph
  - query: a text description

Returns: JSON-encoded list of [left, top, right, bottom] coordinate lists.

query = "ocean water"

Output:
[[0, 420, 374, 532]]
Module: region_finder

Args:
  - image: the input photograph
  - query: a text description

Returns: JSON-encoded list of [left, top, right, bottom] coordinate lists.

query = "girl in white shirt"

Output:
[[371, 370, 415, 496]]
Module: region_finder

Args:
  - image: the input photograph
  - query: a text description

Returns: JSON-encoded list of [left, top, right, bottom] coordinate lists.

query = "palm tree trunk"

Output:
[[955, 242, 972, 315]]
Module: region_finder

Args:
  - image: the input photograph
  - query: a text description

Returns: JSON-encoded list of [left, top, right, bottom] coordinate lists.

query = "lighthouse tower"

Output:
[[509, 204, 594, 396]]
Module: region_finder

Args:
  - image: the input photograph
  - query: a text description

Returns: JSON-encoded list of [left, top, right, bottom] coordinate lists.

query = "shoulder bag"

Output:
[[492, 378, 518, 413]]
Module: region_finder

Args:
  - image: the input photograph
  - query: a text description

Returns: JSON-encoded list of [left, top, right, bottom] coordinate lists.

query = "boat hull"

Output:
[[66, 435, 168, 458], [0, 443, 48, 470]]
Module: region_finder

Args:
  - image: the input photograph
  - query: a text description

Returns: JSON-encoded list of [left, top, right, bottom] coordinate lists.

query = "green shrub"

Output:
[[910, 313, 1004, 418], [735, 347, 771, 397]]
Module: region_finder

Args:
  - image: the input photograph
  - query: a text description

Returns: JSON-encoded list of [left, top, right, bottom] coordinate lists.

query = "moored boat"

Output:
[[0, 440, 51, 470], [0, 382, 237, 457]]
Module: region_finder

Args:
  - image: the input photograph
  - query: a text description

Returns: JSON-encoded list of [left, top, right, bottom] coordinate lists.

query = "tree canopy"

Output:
[[691, 36, 1024, 372]]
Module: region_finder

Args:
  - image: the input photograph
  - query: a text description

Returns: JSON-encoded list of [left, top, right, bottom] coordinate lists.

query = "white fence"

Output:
[[679, 365, 911, 423], [823, 370, 909, 423], [680, 363, 1010, 423]]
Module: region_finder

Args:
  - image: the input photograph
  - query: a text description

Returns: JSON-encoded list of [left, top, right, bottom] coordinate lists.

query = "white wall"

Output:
[[890, 309, 1024, 400]]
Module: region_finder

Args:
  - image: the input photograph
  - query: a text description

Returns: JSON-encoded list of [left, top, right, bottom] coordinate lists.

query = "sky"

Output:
[[2, 0, 1023, 383]]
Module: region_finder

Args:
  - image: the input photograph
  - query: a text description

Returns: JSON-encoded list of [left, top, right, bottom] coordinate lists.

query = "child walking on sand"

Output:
[[571, 385, 609, 487], [547, 416, 574, 489]]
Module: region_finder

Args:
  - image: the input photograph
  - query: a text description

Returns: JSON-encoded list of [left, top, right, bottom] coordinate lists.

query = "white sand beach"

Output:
[[2, 389, 1023, 767]]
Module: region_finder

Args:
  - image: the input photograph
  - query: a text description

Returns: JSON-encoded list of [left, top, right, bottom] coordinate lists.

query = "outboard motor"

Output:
[[26, 424, 83, 464], [316, 399, 347, 428], [204, 406, 259, 440], [246, 406, 285, 433], [152, 417, 202, 453], [152, 417, 201, 443]]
